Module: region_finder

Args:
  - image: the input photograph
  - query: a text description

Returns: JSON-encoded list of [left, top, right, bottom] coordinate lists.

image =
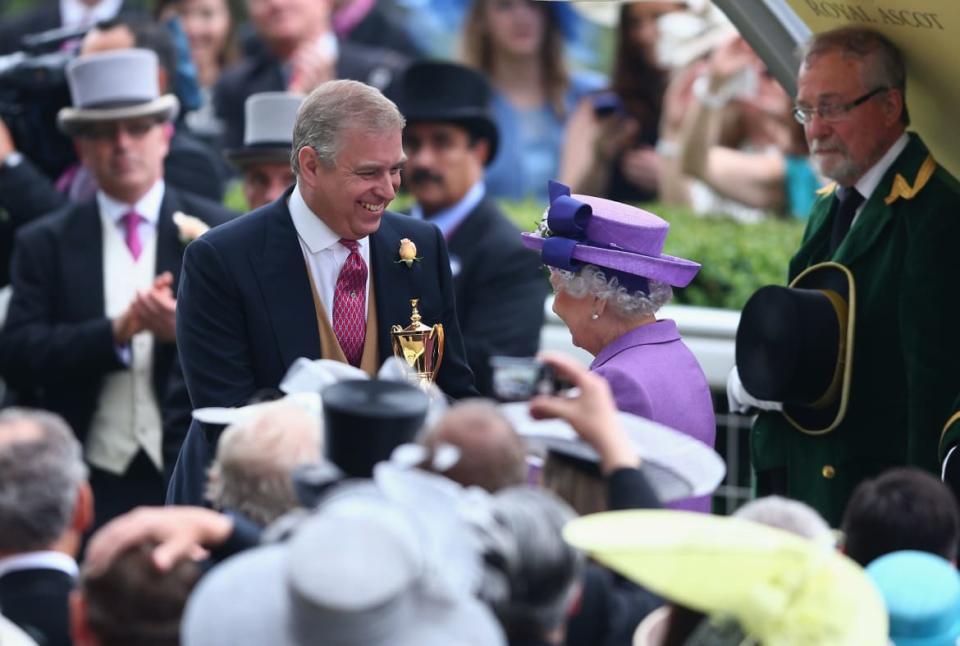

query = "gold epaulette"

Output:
[[816, 182, 837, 197], [884, 154, 937, 205]]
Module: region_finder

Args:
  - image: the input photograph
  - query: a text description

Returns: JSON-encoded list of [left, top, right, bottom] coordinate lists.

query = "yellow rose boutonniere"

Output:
[[396, 238, 422, 268], [173, 211, 210, 244]]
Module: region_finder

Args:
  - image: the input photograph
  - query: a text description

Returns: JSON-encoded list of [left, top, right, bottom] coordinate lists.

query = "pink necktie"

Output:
[[333, 239, 367, 366], [123, 211, 143, 261]]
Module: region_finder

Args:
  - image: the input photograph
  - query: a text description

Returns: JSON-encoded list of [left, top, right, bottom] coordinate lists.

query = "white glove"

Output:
[[726, 366, 783, 413]]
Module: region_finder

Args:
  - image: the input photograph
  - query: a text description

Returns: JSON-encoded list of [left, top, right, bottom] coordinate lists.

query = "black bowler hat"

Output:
[[321, 380, 429, 478], [735, 262, 856, 435], [390, 60, 500, 165]]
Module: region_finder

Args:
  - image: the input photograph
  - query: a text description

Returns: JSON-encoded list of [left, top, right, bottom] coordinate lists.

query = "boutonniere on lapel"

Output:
[[395, 238, 422, 268], [173, 211, 210, 244]]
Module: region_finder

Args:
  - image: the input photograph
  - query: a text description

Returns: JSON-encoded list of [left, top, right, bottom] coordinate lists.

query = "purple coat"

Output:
[[591, 319, 716, 512]]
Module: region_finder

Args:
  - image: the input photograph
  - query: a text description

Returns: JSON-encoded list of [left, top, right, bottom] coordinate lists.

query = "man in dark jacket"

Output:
[[0, 49, 234, 529], [393, 61, 547, 396]]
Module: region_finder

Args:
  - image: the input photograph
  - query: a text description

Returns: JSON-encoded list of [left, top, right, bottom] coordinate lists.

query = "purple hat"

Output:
[[521, 181, 701, 290]]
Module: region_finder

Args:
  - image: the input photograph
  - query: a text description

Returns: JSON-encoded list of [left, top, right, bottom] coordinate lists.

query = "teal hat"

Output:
[[867, 550, 960, 646]]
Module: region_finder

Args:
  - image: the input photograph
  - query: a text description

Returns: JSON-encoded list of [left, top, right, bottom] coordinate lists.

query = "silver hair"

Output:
[[0, 408, 88, 552], [206, 401, 322, 526], [290, 79, 405, 175], [475, 487, 584, 639], [798, 26, 908, 125], [734, 495, 834, 545], [552, 264, 672, 318]]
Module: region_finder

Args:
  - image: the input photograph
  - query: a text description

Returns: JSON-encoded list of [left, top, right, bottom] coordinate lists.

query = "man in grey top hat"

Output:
[[225, 92, 302, 210], [0, 49, 235, 529]]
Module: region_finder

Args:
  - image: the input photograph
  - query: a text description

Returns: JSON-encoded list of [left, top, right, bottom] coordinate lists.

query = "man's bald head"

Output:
[[423, 400, 528, 492]]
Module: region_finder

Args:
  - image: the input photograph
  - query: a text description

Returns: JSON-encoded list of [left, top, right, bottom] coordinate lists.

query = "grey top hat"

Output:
[[57, 49, 179, 135], [225, 92, 304, 167]]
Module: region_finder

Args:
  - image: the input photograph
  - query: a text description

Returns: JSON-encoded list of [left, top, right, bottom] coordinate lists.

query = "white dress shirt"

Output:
[[0, 551, 78, 580], [848, 132, 909, 226], [288, 184, 370, 322], [97, 179, 164, 245]]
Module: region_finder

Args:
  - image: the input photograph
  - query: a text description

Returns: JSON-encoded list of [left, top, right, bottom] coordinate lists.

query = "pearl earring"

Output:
[[591, 313, 599, 320]]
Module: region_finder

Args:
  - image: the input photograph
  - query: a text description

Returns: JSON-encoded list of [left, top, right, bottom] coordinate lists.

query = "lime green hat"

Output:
[[563, 510, 887, 646]]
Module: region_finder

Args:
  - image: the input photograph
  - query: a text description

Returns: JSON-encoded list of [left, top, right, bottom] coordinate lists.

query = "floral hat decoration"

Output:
[[521, 181, 701, 294]]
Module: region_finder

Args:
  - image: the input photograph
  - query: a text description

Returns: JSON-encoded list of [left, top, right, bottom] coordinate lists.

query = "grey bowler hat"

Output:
[[57, 49, 179, 135], [225, 92, 304, 167]]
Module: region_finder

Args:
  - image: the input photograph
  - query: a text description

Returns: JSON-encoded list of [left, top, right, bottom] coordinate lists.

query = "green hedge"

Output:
[[500, 199, 805, 311]]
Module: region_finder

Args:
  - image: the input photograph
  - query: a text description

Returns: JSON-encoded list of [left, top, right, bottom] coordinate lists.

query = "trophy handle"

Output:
[[430, 324, 444, 380]]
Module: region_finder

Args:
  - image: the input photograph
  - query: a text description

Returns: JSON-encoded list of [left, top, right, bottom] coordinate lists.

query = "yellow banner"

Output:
[[787, 0, 960, 177]]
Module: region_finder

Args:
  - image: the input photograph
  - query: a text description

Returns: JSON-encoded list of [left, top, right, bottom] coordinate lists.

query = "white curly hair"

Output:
[[551, 265, 672, 318]]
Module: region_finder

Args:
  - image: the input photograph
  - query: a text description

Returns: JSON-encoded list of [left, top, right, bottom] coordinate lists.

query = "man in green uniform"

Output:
[[734, 26, 960, 525]]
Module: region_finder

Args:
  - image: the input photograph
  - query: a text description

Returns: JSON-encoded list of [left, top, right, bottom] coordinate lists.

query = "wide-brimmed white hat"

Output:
[[57, 49, 179, 135], [182, 466, 505, 646], [499, 403, 725, 503]]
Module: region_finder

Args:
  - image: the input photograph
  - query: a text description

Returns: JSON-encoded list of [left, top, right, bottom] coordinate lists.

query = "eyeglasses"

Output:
[[76, 119, 160, 140], [792, 87, 889, 125]]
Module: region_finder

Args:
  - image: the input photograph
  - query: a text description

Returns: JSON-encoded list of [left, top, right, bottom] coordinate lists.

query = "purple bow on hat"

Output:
[[521, 181, 701, 289]]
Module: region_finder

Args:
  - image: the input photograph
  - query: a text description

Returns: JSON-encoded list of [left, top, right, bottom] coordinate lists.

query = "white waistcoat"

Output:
[[85, 213, 163, 475]]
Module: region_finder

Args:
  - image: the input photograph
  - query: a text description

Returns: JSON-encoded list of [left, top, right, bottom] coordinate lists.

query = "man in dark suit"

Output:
[[0, 408, 94, 646], [214, 0, 409, 150], [168, 79, 476, 505], [393, 61, 547, 396], [0, 49, 235, 528]]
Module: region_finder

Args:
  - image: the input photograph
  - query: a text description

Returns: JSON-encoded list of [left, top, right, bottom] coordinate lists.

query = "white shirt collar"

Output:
[[60, 0, 123, 29], [853, 132, 910, 201], [288, 183, 369, 255], [0, 551, 78, 580], [97, 180, 165, 227]]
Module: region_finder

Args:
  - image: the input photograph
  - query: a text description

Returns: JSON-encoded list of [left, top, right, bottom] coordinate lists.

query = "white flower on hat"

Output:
[[173, 211, 210, 244]]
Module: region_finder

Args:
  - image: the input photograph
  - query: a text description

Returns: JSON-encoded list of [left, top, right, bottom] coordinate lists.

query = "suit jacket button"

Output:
[[822, 465, 836, 479]]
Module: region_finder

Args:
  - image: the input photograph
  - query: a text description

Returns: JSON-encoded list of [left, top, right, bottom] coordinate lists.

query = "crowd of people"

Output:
[[0, 0, 959, 644]]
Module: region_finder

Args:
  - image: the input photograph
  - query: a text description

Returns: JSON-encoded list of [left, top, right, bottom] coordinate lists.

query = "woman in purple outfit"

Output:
[[522, 181, 716, 511]]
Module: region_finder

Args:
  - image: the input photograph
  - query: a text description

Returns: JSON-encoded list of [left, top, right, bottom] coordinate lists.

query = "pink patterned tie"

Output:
[[332, 239, 367, 366], [122, 211, 143, 261]]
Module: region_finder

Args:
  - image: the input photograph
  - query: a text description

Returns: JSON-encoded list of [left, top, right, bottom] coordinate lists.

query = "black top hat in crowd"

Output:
[[321, 380, 429, 478], [735, 262, 856, 435], [390, 60, 500, 165]]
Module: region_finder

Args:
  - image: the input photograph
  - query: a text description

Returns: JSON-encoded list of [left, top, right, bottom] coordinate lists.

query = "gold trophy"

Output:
[[391, 299, 444, 388]]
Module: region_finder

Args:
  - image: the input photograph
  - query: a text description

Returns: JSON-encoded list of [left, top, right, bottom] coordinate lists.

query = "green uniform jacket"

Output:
[[751, 133, 960, 526]]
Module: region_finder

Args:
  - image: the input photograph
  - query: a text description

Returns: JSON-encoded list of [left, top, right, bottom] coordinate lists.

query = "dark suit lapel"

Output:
[[156, 187, 184, 285], [253, 199, 322, 367], [63, 201, 105, 321], [371, 215, 424, 363]]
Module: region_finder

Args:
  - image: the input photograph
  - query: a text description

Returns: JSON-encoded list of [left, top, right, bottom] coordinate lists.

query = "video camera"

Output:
[[0, 25, 88, 179]]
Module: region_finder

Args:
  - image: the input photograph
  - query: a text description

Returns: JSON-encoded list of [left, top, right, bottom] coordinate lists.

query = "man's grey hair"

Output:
[[799, 26, 908, 125], [475, 487, 584, 641], [552, 265, 673, 318], [734, 495, 834, 546], [206, 401, 322, 526], [0, 408, 88, 552], [290, 79, 405, 175]]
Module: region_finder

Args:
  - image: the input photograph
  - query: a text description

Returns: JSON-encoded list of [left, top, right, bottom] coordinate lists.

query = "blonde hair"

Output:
[[461, 0, 570, 116]]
